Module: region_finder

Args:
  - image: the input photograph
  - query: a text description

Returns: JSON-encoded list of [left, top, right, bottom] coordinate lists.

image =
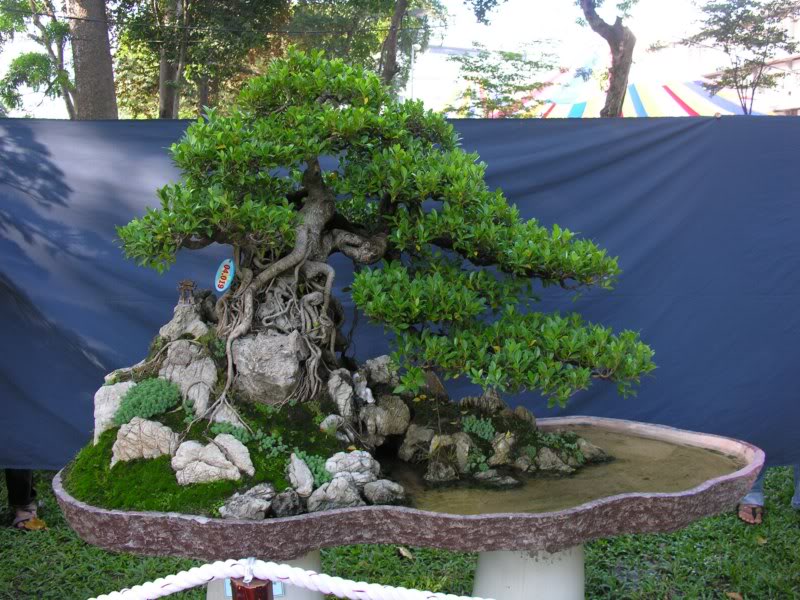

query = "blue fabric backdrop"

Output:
[[1, 117, 798, 470]]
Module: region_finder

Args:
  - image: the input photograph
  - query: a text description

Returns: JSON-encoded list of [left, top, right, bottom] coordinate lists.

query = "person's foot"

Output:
[[11, 503, 47, 531], [737, 503, 763, 524]]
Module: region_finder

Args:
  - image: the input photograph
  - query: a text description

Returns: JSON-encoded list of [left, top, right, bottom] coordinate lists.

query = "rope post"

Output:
[[231, 578, 274, 600]]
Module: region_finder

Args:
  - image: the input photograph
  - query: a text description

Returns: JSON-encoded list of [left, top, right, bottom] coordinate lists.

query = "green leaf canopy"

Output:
[[118, 49, 654, 406]]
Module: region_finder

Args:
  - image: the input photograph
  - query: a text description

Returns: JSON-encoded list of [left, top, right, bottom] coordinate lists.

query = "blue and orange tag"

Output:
[[215, 259, 235, 293]]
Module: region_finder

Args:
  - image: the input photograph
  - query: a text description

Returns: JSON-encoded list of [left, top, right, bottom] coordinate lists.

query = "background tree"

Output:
[[443, 42, 556, 118], [0, 0, 75, 118], [118, 50, 654, 422], [288, 0, 446, 91], [66, 0, 117, 118], [464, 0, 639, 118], [682, 0, 800, 115], [112, 0, 291, 119]]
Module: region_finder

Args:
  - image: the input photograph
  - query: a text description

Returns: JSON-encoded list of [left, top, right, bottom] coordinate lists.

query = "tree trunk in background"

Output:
[[579, 0, 636, 117], [196, 76, 210, 116], [158, 49, 178, 118], [67, 0, 118, 119], [379, 0, 408, 86]]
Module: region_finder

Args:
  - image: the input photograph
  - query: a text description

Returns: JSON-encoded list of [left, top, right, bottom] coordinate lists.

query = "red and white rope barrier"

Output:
[[89, 557, 492, 600]]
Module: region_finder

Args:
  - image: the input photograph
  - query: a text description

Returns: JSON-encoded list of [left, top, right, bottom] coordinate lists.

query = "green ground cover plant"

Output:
[[63, 398, 343, 516], [1, 469, 798, 599], [112, 378, 181, 426]]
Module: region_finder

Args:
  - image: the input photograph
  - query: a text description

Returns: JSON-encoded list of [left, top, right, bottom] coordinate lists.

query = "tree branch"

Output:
[[579, 0, 616, 43], [330, 229, 388, 264]]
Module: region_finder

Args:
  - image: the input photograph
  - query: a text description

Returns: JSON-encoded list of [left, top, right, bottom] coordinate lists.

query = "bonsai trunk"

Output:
[[209, 160, 387, 415]]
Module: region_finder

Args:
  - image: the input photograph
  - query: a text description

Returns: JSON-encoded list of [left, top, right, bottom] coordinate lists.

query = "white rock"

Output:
[[307, 473, 364, 512], [271, 489, 304, 517], [363, 480, 405, 505], [232, 331, 308, 404], [352, 372, 375, 404], [327, 369, 355, 420], [324, 450, 380, 487], [473, 469, 520, 488], [460, 389, 507, 414], [210, 403, 245, 427], [398, 424, 435, 463], [103, 360, 145, 385], [158, 340, 217, 415], [488, 432, 516, 467], [360, 395, 410, 447], [244, 483, 276, 502], [219, 494, 270, 520], [514, 405, 537, 428], [362, 355, 398, 387], [213, 434, 255, 477], [577, 437, 609, 463], [320, 414, 345, 432], [159, 303, 209, 341], [288, 453, 315, 497], [320, 414, 354, 443], [171, 440, 241, 485], [452, 432, 474, 474], [218, 483, 276, 520], [93, 381, 136, 444], [425, 460, 458, 483], [110, 417, 179, 467], [534, 447, 575, 474]]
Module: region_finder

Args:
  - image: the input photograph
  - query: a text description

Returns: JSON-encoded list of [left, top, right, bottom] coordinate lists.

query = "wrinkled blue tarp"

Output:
[[1, 117, 798, 469]]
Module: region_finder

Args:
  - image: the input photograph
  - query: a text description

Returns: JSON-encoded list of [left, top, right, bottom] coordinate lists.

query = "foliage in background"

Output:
[[443, 42, 555, 118], [112, 0, 291, 118], [0, 0, 75, 118], [113, 378, 181, 426], [682, 0, 800, 115], [288, 0, 446, 92], [462, 0, 640, 118]]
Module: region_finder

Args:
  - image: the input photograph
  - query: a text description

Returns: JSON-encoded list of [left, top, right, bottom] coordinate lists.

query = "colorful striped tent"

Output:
[[540, 80, 767, 118]]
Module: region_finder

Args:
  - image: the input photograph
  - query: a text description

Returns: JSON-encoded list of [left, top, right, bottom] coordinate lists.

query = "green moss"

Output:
[[156, 409, 206, 441], [64, 397, 348, 515], [64, 428, 244, 516]]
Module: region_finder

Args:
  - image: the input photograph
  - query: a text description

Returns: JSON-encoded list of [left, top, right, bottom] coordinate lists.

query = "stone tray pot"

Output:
[[55, 416, 764, 600]]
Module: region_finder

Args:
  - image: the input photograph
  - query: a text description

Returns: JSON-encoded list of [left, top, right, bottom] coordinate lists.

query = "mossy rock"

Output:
[[64, 400, 349, 516]]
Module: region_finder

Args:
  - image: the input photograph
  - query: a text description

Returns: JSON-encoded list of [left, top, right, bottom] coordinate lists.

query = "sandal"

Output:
[[737, 503, 763, 525], [11, 503, 47, 531]]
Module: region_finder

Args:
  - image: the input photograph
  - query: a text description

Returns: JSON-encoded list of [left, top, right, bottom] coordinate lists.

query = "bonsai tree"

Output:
[[118, 49, 654, 423]]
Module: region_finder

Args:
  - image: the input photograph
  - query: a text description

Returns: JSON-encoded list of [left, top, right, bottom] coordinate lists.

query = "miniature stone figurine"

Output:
[[177, 279, 196, 304]]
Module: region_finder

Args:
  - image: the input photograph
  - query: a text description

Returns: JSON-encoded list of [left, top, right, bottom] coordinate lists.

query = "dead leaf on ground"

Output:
[[757, 536, 768, 545], [397, 546, 415, 561], [725, 592, 744, 600]]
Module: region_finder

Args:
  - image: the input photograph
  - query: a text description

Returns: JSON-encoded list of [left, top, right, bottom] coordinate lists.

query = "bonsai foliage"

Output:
[[118, 49, 653, 413]]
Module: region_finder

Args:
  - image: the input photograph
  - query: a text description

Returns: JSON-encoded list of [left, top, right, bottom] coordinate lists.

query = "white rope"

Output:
[[88, 557, 493, 600]]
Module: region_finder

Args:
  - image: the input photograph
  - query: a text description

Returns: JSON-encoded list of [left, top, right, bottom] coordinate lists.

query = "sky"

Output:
[[0, 0, 718, 119]]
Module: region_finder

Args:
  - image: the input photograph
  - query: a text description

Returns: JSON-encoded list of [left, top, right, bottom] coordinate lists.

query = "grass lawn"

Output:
[[1, 468, 798, 600]]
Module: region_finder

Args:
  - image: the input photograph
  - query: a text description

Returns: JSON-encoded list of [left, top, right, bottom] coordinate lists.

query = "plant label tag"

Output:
[[215, 259, 235, 293]]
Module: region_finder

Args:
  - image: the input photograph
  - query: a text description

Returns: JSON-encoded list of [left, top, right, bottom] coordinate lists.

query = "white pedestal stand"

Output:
[[206, 550, 324, 600], [472, 546, 585, 600]]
